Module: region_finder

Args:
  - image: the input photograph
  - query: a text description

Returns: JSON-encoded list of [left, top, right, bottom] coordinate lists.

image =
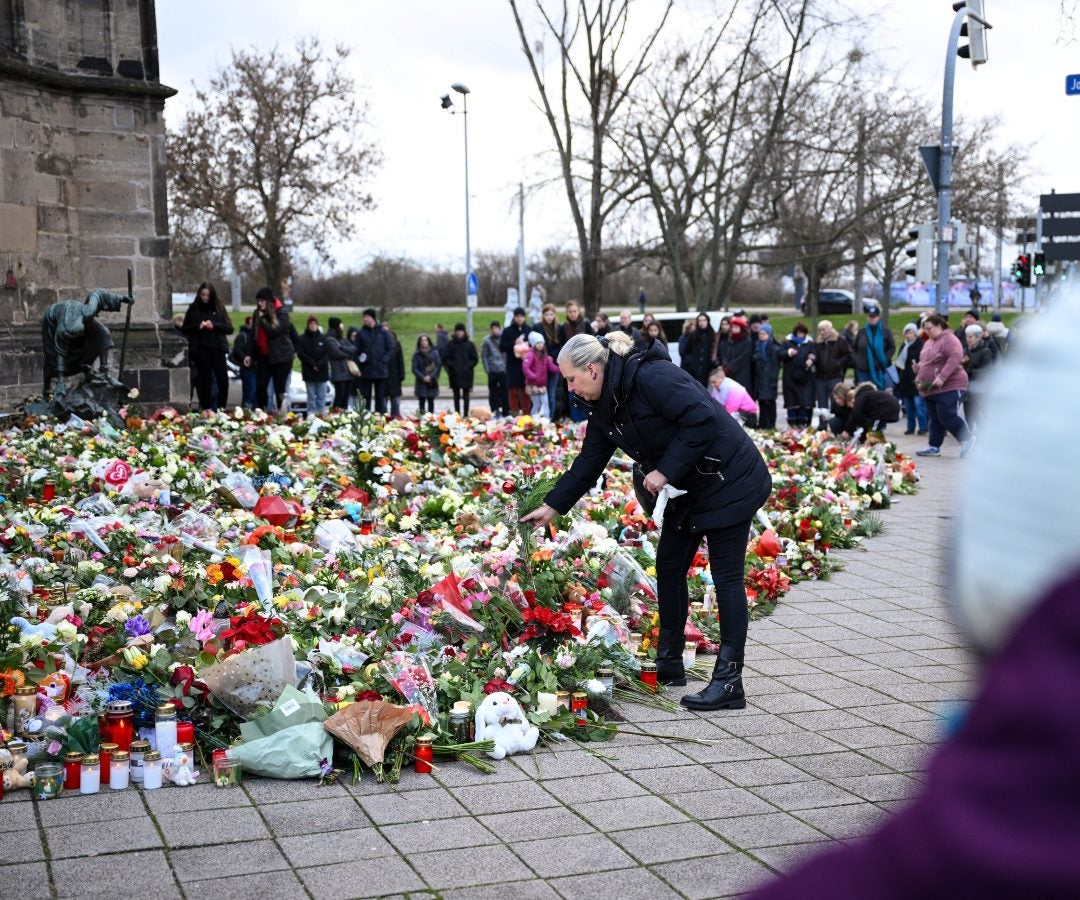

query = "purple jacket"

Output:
[[915, 330, 968, 396], [748, 567, 1080, 900]]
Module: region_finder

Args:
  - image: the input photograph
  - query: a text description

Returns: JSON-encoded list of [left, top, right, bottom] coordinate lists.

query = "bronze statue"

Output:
[[41, 290, 132, 397]]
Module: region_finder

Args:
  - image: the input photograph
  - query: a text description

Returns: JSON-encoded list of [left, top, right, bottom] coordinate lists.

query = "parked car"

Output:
[[800, 289, 855, 315], [632, 311, 725, 369], [225, 360, 307, 413]]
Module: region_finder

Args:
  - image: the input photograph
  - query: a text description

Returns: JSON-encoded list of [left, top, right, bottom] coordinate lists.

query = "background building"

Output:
[[0, 0, 185, 409]]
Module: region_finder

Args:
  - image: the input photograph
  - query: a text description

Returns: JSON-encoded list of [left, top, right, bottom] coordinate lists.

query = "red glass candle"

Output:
[[640, 660, 658, 690], [98, 743, 117, 780], [105, 700, 134, 751], [177, 720, 195, 746], [43, 481, 56, 501], [571, 692, 589, 726], [359, 517, 374, 536], [414, 735, 434, 774], [63, 752, 83, 791]]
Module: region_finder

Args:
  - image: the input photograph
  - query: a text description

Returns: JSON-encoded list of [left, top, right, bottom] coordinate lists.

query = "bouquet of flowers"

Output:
[[380, 651, 438, 725]]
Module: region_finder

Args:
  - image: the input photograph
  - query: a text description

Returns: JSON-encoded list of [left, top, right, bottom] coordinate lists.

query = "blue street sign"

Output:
[[466, 271, 479, 295], [1068, 74, 1080, 96]]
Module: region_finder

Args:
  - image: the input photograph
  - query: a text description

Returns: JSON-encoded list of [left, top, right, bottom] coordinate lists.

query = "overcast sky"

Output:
[[156, 0, 1077, 274]]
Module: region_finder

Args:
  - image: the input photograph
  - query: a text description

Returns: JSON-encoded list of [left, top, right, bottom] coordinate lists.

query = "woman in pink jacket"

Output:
[[915, 313, 973, 458], [523, 332, 560, 418]]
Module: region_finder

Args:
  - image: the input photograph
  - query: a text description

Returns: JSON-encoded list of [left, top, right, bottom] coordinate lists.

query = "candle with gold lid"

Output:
[[63, 751, 83, 791], [109, 751, 130, 790], [79, 755, 100, 794]]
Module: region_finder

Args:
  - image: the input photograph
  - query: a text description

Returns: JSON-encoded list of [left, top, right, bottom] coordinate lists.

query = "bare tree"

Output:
[[167, 38, 380, 293], [508, 0, 672, 314]]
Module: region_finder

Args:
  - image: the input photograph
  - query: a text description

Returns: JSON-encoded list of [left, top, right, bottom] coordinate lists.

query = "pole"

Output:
[[119, 268, 134, 383], [935, 6, 991, 316], [1035, 206, 1044, 310], [462, 92, 472, 337], [517, 182, 526, 320], [853, 113, 866, 315], [993, 163, 1004, 309]]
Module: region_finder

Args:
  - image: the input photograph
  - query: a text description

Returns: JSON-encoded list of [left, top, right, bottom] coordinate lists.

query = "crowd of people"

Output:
[[678, 301, 1012, 457], [177, 284, 1012, 449]]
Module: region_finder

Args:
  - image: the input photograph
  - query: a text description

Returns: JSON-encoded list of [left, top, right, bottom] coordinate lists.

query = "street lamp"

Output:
[[441, 82, 474, 336]]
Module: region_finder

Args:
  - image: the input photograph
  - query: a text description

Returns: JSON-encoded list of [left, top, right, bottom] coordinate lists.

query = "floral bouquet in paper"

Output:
[[323, 699, 415, 781], [380, 651, 438, 725], [200, 636, 297, 720]]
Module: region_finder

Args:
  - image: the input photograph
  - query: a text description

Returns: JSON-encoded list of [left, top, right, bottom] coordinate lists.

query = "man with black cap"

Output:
[[853, 301, 896, 389], [353, 307, 392, 413], [499, 306, 533, 416]]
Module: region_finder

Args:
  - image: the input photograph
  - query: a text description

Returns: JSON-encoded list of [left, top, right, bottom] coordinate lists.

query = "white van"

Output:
[[632, 311, 725, 368]]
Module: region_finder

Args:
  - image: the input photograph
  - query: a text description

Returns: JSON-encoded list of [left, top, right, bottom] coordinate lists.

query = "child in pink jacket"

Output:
[[709, 367, 759, 427], [524, 332, 560, 418]]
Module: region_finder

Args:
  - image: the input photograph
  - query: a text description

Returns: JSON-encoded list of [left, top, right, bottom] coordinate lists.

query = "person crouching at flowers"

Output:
[[520, 331, 772, 710]]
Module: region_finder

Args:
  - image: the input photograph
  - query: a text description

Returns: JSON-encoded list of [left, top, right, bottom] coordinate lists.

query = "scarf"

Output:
[[896, 337, 914, 370], [755, 339, 772, 362], [865, 323, 887, 389]]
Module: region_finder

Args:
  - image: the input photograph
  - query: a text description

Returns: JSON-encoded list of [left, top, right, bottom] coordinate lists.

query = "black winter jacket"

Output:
[[845, 389, 901, 434], [718, 336, 753, 389], [853, 323, 896, 375], [544, 345, 772, 533], [181, 299, 234, 354], [678, 326, 716, 386], [751, 340, 782, 401], [253, 308, 296, 366], [500, 321, 532, 388], [385, 334, 406, 398], [779, 337, 816, 409], [230, 326, 255, 368], [443, 336, 479, 390], [295, 329, 330, 382], [895, 338, 924, 398], [354, 325, 392, 380], [325, 332, 355, 383], [812, 337, 853, 381]]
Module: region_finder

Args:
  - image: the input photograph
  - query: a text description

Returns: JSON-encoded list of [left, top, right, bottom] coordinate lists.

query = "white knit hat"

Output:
[[528, 331, 545, 349], [953, 294, 1080, 652]]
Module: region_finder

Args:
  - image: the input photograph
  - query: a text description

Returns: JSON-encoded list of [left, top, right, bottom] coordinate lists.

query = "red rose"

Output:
[[416, 590, 436, 608], [170, 665, 196, 695], [357, 690, 382, 702]]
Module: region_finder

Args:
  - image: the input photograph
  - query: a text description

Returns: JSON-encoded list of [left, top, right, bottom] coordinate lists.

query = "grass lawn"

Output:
[[197, 304, 1027, 388]]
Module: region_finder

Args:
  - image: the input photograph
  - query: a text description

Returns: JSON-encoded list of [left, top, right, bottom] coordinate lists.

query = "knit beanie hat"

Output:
[[328, 316, 342, 331], [307, 316, 319, 326]]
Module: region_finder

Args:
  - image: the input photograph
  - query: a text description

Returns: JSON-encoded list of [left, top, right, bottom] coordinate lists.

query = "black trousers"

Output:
[[255, 359, 291, 411], [655, 517, 752, 657], [331, 380, 352, 410], [758, 399, 777, 430], [487, 372, 508, 416], [192, 348, 229, 411], [359, 378, 387, 413]]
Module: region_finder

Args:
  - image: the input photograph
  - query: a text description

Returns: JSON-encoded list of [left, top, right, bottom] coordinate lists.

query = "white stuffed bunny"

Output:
[[474, 691, 539, 760]]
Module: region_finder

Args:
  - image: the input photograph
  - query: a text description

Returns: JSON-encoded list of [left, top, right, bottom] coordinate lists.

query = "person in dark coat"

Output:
[[717, 315, 754, 389], [499, 306, 533, 416], [229, 316, 257, 408], [294, 316, 330, 416], [383, 325, 406, 417], [751, 326, 782, 430], [481, 321, 508, 417], [557, 301, 591, 421], [779, 322, 816, 428], [853, 301, 896, 388], [962, 323, 994, 427], [412, 333, 441, 414], [841, 382, 901, 439], [354, 307, 392, 413], [523, 332, 772, 708], [251, 287, 294, 412], [181, 282, 234, 411], [324, 317, 355, 411], [443, 322, 479, 415], [895, 322, 927, 434], [679, 313, 716, 387], [811, 320, 854, 425]]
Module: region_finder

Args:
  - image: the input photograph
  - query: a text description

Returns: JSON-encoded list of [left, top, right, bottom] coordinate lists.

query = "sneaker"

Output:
[[960, 436, 977, 458], [916, 446, 941, 457]]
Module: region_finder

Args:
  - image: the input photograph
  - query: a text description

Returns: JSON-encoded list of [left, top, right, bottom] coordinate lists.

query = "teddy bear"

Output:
[[0, 748, 32, 791], [474, 691, 539, 760]]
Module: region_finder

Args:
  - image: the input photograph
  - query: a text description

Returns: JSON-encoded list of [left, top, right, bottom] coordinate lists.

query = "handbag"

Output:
[[346, 360, 362, 378], [885, 364, 899, 387]]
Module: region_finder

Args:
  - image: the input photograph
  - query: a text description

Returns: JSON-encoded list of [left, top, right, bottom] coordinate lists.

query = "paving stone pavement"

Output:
[[0, 431, 975, 900]]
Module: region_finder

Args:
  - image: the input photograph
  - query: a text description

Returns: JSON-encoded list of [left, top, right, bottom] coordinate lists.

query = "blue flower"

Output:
[[124, 615, 152, 639]]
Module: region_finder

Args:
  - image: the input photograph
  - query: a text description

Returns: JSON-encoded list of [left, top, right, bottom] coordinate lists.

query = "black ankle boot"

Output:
[[680, 646, 745, 710], [655, 628, 686, 686]]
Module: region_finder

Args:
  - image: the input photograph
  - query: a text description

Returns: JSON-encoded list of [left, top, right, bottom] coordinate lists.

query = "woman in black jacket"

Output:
[[324, 317, 355, 411], [295, 316, 330, 416], [895, 323, 927, 434], [250, 287, 295, 412], [443, 323, 479, 415], [678, 313, 716, 387], [522, 331, 772, 711], [717, 315, 754, 389], [181, 282, 234, 411], [779, 323, 816, 428], [383, 326, 406, 417]]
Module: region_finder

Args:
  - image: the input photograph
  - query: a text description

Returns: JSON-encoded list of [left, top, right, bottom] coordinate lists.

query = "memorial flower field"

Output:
[[0, 407, 917, 785]]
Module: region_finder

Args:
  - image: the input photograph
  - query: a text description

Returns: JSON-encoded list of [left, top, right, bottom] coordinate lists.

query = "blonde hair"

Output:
[[559, 331, 634, 368]]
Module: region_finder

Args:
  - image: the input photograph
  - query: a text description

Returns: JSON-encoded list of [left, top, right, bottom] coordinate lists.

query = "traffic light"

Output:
[[952, 0, 989, 68], [1013, 254, 1032, 287], [1032, 252, 1046, 280], [905, 222, 935, 283]]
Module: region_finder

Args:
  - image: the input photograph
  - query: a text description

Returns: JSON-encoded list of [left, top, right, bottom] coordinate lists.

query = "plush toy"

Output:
[[10, 616, 57, 641], [474, 691, 539, 760], [0, 748, 32, 791], [167, 742, 198, 786]]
